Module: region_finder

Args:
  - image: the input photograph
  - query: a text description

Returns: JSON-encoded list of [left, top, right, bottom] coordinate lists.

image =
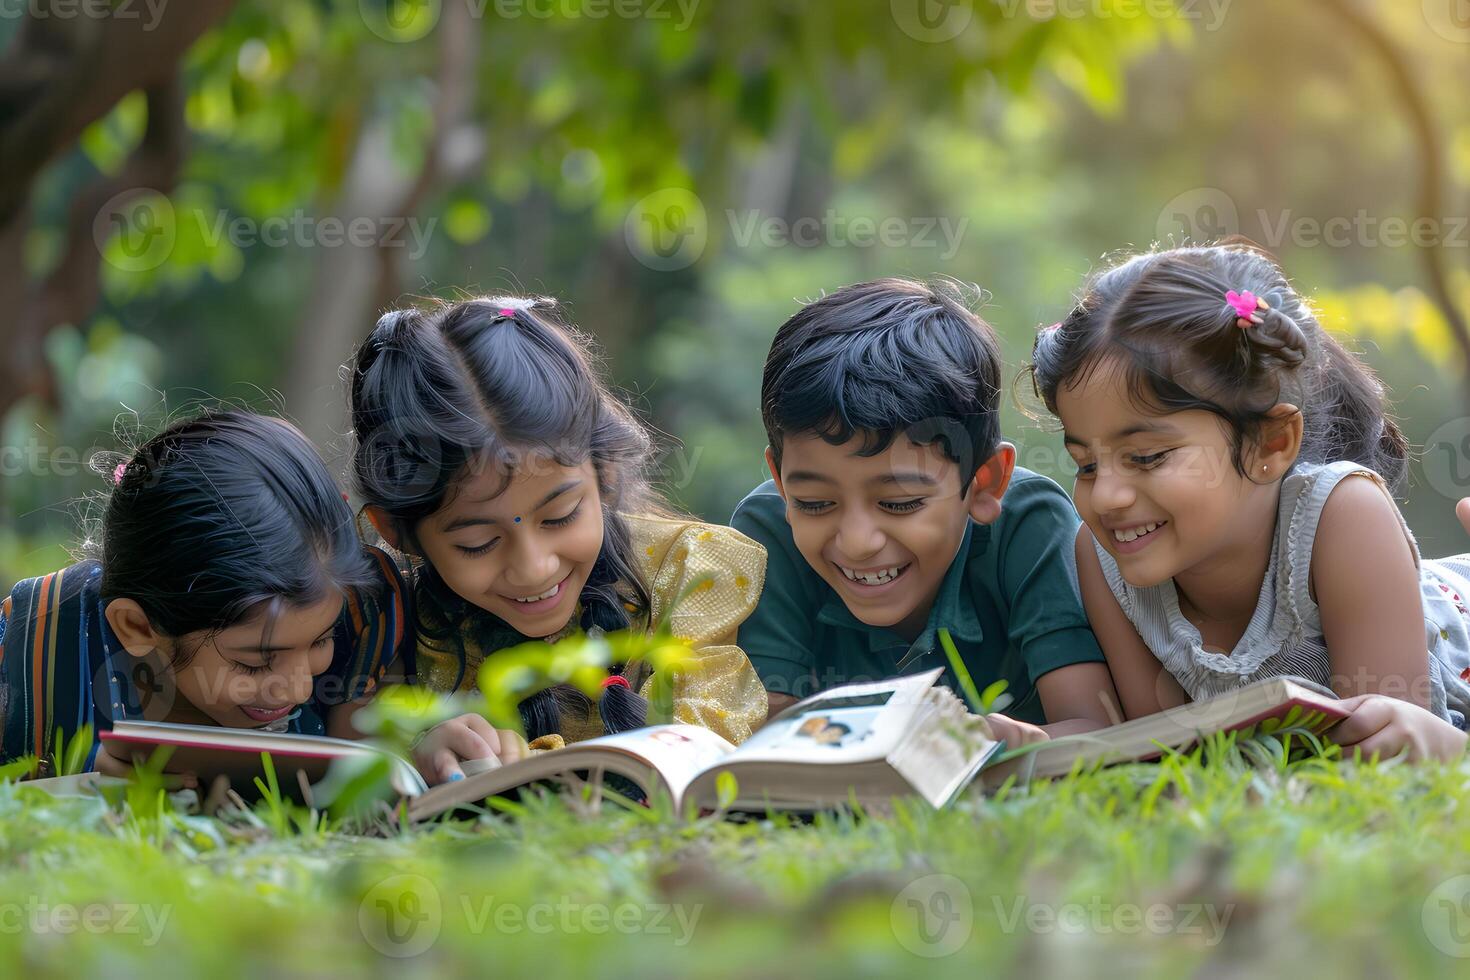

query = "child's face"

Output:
[[813, 724, 848, 745], [166, 594, 343, 729], [768, 434, 1009, 640], [796, 715, 829, 736], [1056, 360, 1283, 589], [415, 456, 605, 638]]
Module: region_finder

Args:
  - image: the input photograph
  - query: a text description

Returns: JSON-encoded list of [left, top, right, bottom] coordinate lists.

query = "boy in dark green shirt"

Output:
[[731, 279, 1119, 743]]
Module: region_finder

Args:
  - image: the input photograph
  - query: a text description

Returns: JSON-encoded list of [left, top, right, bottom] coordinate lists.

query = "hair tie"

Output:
[[498, 308, 516, 319], [1226, 290, 1269, 328], [601, 675, 631, 691], [112, 462, 128, 486]]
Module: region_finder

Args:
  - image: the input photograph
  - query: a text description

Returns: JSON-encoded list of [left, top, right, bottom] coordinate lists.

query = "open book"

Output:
[[990, 675, 1348, 783], [98, 721, 428, 801], [408, 668, 999, 821], [37, 674, 1347, 813]]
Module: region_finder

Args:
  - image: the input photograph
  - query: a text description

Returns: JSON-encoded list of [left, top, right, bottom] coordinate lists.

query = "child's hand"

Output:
[[1331, 694, 1468, 763], [413, 713, 528, 785], [982, 712, 1051, 749]]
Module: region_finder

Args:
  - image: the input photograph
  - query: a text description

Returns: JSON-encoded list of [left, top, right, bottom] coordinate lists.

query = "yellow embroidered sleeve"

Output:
[[626, 515, 770, 745]]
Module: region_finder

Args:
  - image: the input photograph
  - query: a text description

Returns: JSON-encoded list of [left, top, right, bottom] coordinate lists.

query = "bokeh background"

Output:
[[5, 0, 1470, 592]]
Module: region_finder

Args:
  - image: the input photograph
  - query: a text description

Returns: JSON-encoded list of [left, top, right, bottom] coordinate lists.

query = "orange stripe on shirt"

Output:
[[29, 572, 58, 756], [373, 548, 408, 648], [0, 595, 12, 668]]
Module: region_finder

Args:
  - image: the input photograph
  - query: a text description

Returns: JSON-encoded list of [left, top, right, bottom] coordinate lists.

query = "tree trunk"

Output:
[[284, 0, 483, 466], [1313, 0, 1470, 404]]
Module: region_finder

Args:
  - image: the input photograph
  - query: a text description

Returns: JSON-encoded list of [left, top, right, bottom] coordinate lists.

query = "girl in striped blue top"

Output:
[[0, 409, 410, 779]]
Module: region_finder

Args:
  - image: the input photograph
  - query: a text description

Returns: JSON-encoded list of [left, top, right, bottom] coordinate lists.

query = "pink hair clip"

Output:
[[498, 308, 516, 318], [1226, 290, 1269, 328], [112, 462, 127, 485]]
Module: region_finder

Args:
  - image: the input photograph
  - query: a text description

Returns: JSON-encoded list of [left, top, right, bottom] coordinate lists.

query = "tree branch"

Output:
[[0, 0, 237, 225], [286, 0, 485, 454], [1312, 0, 1470, 394]]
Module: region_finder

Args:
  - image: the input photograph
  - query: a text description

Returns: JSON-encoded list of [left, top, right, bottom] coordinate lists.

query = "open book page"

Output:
[[406, 724, 735, 821], [679, 670, 1000, 812], [102, 721, 429, 797], [888, 684, 1002, 807], [558, 725, 736, 801], [726, 668, 946, 767], [990, 676, 1347, 783]]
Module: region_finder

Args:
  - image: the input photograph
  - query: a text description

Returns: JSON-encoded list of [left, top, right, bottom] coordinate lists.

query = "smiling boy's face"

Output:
[[768, 433, 1013, 641]]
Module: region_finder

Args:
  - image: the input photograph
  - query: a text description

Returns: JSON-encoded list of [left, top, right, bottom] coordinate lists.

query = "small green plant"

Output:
[[51, 724, 95, 777], [937, 628, 1012, 713]]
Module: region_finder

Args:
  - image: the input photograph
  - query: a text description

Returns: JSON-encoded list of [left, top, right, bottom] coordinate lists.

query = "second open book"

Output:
[[407, 668, 1349, 821], [409, 668, 995, 820]]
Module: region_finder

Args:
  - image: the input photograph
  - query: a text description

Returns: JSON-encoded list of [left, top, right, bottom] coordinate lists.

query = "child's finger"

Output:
[[459, 714, 504, 757], [428, 749, 465, 785], [440, 722, 496, 762], [496, 729, 530, 764], [987, 713, 1049, 747], [1328, 696, 1392, 746], [1343, 728, 1410, 763], [161, 772, 199, 792], [1457, 498, 1470, 537]]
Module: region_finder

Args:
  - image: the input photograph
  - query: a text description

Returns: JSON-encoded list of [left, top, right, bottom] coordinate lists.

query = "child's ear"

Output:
[[967, 442, 1017, 525], [1252, 404, 1303, 481], [104, 599, 164, 659], [363, 505, 410, 553], [764, 447, 786, 499]]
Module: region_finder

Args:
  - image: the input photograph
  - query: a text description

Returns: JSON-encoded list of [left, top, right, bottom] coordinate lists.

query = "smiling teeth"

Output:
[[1114, 522, 1165, 544], [514, 584, 559, 603], [838, 564, 908, 586]]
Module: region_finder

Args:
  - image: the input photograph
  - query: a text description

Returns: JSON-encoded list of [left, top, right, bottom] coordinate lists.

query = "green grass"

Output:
[[2, 739, 1469, 978]]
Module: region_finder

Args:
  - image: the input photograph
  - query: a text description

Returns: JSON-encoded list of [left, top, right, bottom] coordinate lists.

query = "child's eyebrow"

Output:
[[782, 470, 834, 485], [232, 624, 336, 656], [441, 480, 583, 531], [1065, 422, 1180, 446], [784, 470, 939, 488], [869, 472, 940, 488]]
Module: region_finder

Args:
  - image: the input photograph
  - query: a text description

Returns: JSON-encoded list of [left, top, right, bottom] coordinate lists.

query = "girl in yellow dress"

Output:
[[347, 296, 768, 784]]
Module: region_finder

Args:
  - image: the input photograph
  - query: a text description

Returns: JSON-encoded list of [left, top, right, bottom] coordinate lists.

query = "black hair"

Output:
[[1027, 240, 1408, 490], [761, 278, 1004, 490], [348, 296, 655, 739], [98, 410, 378, 669]]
